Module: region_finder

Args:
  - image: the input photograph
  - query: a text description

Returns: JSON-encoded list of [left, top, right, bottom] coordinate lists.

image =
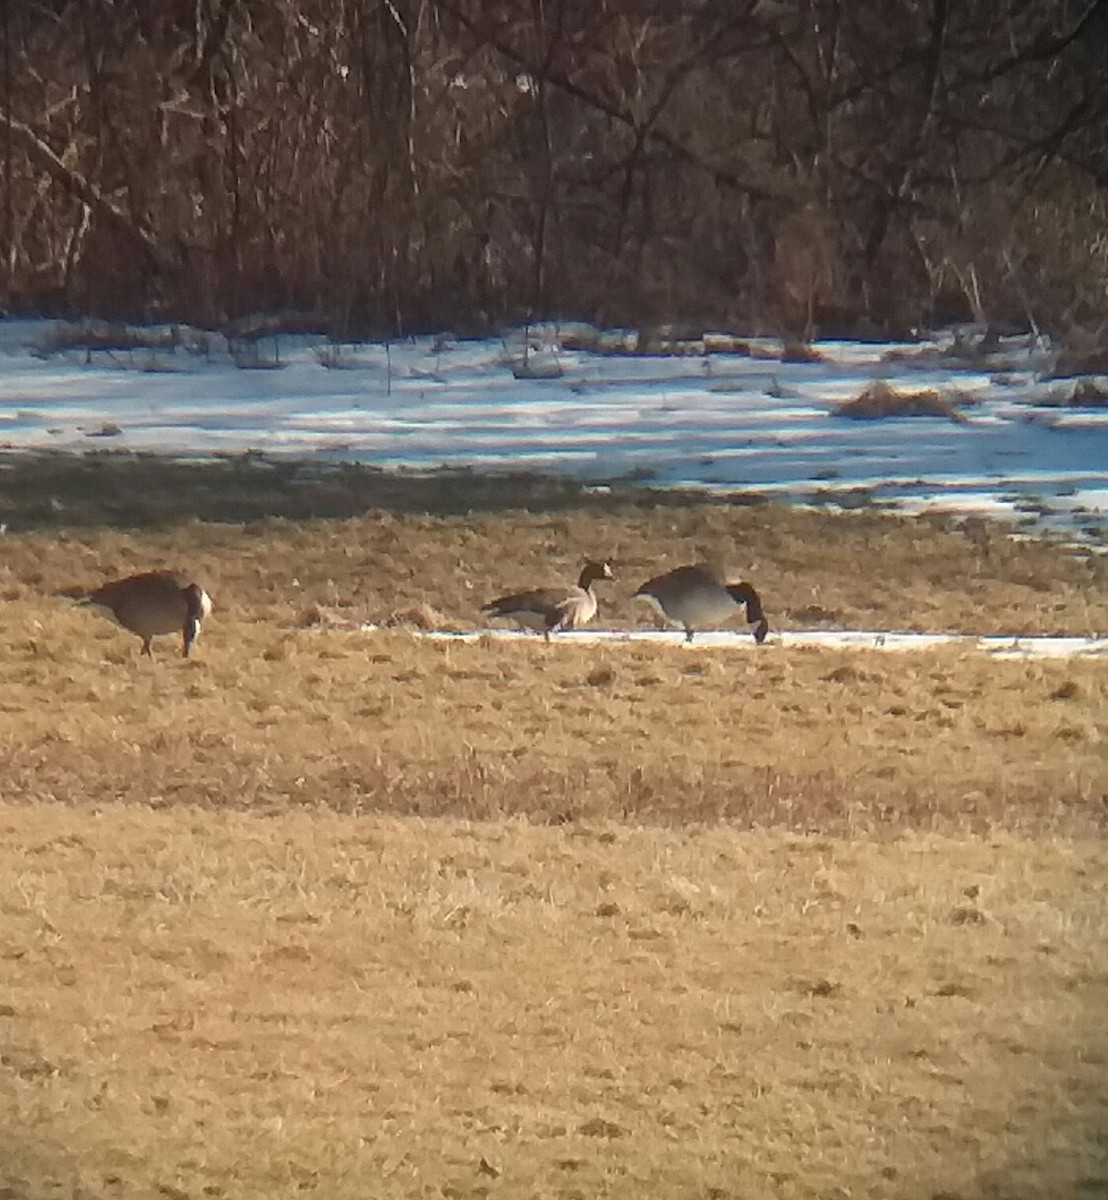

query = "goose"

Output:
[[481, 559, 614, 641], [634, 564, 768, 644], [65, 570, 213, 657]]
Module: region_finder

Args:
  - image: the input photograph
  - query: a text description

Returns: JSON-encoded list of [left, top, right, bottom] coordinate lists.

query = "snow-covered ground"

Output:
[[2, 318, 1107, 545], [419, 628, 1108, 658]]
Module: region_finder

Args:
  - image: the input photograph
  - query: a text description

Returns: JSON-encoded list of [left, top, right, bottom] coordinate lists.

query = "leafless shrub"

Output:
[[773, 204, 840, 347], [2, 3, 1106, 341]]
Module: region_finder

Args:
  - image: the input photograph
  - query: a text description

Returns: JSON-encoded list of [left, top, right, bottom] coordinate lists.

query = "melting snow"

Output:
[[1, 319, 1106, 544], [413, 628, 1108, 657]]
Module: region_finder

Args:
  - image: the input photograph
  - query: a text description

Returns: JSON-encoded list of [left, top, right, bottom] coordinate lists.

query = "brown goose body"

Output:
[[481, 560, 614, 641], [634, 564, 768, 644], [78, 570, 213, 657]]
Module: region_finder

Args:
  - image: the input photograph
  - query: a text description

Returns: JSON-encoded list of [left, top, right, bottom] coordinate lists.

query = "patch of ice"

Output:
[[400, 627, 1108, 658]]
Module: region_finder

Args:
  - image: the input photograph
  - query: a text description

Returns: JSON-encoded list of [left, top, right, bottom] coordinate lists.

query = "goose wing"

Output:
[[634, 564, 719, 599], [482, 583, 599, 632]]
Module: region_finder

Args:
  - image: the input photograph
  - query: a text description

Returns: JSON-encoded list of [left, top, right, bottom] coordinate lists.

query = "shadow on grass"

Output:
[[0, 450, 769, 531]]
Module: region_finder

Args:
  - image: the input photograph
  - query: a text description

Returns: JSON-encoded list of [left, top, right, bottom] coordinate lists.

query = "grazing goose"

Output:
[[67, 570, 213, 657], [634, 564, 769, 644], [481, 559, 614, 641]]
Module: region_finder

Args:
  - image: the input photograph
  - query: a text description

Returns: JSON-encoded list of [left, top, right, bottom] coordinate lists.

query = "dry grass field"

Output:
[[1, 807, 1105, 1200], [1, 463, 1106, 1198]]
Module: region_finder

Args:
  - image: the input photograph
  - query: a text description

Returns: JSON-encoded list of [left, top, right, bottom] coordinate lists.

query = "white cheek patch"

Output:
[[196, 588, 214, 619]]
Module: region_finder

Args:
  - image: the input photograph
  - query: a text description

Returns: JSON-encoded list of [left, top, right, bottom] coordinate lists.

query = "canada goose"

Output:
[[481, 559, 614, 641], [66, 570, 213, 657], [634, 564, 768, 643]]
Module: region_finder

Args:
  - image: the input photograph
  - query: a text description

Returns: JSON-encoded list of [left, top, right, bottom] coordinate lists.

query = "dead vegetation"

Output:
[[0, 806, 1104, 1200], [0, 496, 1106, 1199], [2, 466, 1104, 636], [832, 381, 974, 423], [1, 498, 1105, 833], [1070, 379, 1108, 407], [8, 4, 1108, 343], [2, 613, 1106, 832]]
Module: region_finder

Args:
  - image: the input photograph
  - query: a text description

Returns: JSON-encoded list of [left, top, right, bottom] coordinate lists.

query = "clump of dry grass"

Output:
[[379, 601, 452, 630], [0, 804, 1104, 1200], [833, 380, 973, 422], [294, 602, 360, 629], [781, 338, 826, 363]]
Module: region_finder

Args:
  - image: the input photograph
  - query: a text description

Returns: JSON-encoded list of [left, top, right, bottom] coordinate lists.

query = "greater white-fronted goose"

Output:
[[481, 559, 614, 641], [634, 564, 768, 643], [67, 570, 213, 657]]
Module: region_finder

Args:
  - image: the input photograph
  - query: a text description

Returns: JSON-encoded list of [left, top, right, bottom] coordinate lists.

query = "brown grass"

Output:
[[0, 806, 1104, 1200], [0, 496, 1106, 1197], [0, 499, 1105, 832], [2, 620, 1106, 834], [833, 381, 973, 423]]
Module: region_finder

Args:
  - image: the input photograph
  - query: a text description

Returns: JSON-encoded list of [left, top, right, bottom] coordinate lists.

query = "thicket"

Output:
[[2, 0, 1107, 341]]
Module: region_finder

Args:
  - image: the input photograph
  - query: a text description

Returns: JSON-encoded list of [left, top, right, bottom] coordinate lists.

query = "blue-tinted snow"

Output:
[[1, 320, 1106, 543]]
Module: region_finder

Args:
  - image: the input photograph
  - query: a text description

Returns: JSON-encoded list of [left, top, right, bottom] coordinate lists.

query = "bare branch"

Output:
[[0, 106, 178, 276], [428, 0, 783, 201]]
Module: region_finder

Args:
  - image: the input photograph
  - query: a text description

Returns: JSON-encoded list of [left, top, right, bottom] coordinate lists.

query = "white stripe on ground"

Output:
[[373, 627, 1108, 658]]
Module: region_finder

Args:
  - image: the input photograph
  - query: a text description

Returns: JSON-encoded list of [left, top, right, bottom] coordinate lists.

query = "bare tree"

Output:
[[1, 0, 1105, 338]]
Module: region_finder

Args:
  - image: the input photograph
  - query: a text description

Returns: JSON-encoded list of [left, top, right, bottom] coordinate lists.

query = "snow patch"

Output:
[[3, 319, 1107, 543]]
